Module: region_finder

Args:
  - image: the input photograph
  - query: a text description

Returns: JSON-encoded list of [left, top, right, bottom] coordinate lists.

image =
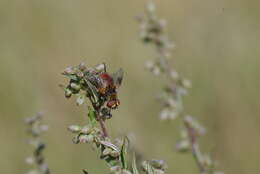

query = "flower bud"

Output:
[[76, 95, 85, 105], [40, 125, 49, 132], [182, 79, 192, 88], [169, 70, 179, 80], [102, 148, 112, 156], [92, 127, 101, 134], [176, 140, 190, 152], [81, 126, 91, 134], [150, 159, 167, 170], [154, 169, 165, 174], [110, 166, 121, 173], [76, 71, 84, 78], [79, 134, 94, 143], [70, 83, 81, 91], [146, 2, 155, 13], [202, 155, 213, 167], [152, 66, 161, 76], [159, 108, 177, 120], [25, 157, 34, 165], [79, 63, 86, 71], [94, 63, 106, 72], [65, 88, 72, 98], [110, 150, 120, 157], [145, 60, 155, 70], [64, 66, 74, 74], [72, 136, 80, 144], [68, 125, 82, 133]]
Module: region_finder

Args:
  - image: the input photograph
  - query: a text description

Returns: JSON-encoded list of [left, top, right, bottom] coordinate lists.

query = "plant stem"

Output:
[[95, 107, 108, 138], [25, 113, 52, 174], [98, 115, 108, 138], [136, 3, 220, 173], [184, 119, 206, 174]]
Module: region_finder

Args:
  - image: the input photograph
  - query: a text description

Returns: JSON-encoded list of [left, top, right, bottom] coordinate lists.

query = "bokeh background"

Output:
[[1, 0, 260, 173]]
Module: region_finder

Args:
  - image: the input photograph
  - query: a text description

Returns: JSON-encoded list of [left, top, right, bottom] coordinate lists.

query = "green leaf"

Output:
[[64, 74, 78, 81], [147, 163, 155, 174], [105, 156, 118, 167], [120, 137, 128, 169], [142, 161, 155, 174], [132, 153, 139, 174], [87, 106, 97, 127]]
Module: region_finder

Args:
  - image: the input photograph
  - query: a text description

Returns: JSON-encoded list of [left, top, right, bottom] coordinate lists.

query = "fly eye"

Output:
[[107, 100, 120, 109], [112, 100, 120, 109], [107, 101, 114, 108]]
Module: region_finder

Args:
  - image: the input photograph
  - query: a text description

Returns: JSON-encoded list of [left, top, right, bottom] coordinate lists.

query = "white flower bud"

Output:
[[68, 125, 81, 133], [110, 150, 120, 157], [81, 126, 91, 134], [102, 148, 112, 156]]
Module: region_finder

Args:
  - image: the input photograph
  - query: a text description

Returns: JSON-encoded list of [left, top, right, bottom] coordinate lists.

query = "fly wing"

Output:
[[112, 68, 124, 88]]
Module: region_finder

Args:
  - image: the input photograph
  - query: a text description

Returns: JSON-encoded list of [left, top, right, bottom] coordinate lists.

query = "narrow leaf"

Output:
[[105, 156, 118, 167], [120, 137, 128, 169], [64, 74, 78, 81], [147, 163, 155, 174], [132, 153, 139, 174]]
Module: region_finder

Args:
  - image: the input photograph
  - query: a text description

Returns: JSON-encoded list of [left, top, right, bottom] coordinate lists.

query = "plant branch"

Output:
[[25, 113, 52, 174], [63, 63, 168, 174], [95, 107, 108, 138], [184, 118, 206, 174], [137, 2, 223, 174]]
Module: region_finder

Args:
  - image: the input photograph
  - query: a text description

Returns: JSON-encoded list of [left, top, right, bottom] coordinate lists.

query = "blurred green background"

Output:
[[1, 0, 260, 173]]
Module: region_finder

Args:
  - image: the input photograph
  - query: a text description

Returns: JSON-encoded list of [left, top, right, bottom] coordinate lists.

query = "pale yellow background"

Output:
[[1, 0, 259, 174]]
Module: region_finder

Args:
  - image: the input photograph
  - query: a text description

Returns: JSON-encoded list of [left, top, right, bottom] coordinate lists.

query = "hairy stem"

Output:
[[97, 113, 108, 138], [94, 106, 108, 138]]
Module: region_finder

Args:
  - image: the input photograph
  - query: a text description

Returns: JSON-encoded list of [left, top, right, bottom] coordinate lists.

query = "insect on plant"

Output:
[[62, 63, 167, 174], [61, 63, 124, 137], [93, 64, 123, 110]]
